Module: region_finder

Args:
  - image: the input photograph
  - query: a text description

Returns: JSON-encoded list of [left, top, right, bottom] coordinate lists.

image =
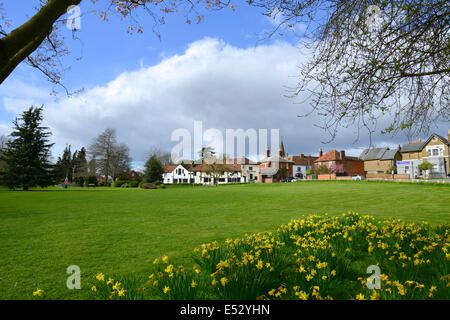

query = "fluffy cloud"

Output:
[[0, 37, 446, 167]]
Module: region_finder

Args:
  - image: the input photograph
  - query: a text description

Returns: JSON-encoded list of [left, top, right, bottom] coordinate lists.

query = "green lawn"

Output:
[[0, 181, 449, 299]]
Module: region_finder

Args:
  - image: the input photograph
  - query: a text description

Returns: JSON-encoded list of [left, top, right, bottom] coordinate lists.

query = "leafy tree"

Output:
[[0, 106, 55, 190], [251, 0, 449, 139], [418, 161, 434, 172], [144, 155, 164, 183]]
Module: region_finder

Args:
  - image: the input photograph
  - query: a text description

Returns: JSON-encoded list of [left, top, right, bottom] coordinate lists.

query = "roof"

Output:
[[163, 165, 178, 173], [260, 155, 294, 164], [289, 155, 318, 166], [359, 148, 389, 161], [401, 141, 425, 152], [260, 167, 279, 176], [423, 133, 449, 146], [380, 149, 399, 160], [315, 150, 361, 162]]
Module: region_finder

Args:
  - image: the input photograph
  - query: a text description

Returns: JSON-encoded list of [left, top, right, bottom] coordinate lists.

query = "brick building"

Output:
[[314, 149, 364, 176]]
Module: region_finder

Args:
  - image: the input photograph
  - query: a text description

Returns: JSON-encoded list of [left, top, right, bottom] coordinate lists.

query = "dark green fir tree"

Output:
[[0, 106, 55, 190]]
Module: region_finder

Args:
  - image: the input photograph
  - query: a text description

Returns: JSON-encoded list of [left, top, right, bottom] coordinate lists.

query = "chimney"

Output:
[[241, 156, 246, 165], [266, 147, 270, 158], [448, 129, 450, 142], [319, 148, 323, 157], [340, 150, 345, 159], [278, 149, 283, 157], [300, 154, 305, 159], [398, 144, 401, 151]]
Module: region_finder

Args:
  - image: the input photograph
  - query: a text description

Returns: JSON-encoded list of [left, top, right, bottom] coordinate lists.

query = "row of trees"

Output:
[[0, 105, 171, 190]]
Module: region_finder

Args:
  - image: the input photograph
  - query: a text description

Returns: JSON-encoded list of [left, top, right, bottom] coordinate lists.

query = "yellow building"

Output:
[[397, 131, 450, 178], [359, 147, 402, 174]]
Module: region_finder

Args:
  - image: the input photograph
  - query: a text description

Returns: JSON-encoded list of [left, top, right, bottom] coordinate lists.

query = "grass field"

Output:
[[0, 181, 449, 299]]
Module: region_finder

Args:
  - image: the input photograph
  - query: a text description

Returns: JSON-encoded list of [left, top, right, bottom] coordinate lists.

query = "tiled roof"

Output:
[[380, 149, 399, 160], [315, 150, 361, 162], [359, 147, 388, 161], [163, 165, 178, 173], [289, 155, 318, 166], [401, 141, 425, 152]]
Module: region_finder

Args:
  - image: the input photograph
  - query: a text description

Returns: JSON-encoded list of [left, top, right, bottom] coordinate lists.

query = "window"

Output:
[[432, 149, 439, 156], [249, 167, 253, 171]]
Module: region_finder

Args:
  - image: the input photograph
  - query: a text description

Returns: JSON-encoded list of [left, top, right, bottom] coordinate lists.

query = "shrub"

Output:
[[138, 180, 146, 188], [120, 183, 129, 188], [113, 180, 127, 188], [128, 180, 139, 188], [141, 183, 157, 189], [158, 184, 166, 189]]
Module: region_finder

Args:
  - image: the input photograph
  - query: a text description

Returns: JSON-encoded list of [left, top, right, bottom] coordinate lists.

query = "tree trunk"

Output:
[[0, 0, 82, 83]]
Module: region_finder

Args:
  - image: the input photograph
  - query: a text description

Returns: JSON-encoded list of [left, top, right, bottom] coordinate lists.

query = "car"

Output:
[[351, 175, 365, 180]]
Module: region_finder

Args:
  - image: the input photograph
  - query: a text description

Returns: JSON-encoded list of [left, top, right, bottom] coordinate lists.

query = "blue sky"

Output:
[[0, 1, 448, 169]]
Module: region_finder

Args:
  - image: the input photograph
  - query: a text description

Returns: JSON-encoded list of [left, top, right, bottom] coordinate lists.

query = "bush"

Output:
[[113, 180, 127, 188], [138, 180, 146, 188], [129, 180, 140, 188], [120, 183, 129, 188], [141, 183, 157, 189], [158, 184, 166, 189]]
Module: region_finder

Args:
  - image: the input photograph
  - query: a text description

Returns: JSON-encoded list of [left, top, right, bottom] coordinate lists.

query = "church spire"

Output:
[[279, 140, 285, 157]]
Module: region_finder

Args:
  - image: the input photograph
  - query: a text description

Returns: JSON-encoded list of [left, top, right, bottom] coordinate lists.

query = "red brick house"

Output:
[[259, 143, 294, 183], [314, 150, 364, 176]]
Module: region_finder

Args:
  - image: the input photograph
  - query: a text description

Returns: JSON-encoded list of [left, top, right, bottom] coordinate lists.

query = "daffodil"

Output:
[[220, 277, 228, 286], [33, 288, 43, 296]]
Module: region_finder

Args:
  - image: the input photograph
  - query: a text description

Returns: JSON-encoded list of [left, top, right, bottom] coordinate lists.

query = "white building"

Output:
[[162, 161, 251, 185]]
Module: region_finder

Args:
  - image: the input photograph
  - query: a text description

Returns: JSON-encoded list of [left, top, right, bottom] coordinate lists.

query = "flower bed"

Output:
[[91, 212, 449, 300]]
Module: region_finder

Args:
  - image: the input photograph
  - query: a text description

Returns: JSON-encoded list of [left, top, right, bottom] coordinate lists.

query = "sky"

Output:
[[0, 1, 448, 170]]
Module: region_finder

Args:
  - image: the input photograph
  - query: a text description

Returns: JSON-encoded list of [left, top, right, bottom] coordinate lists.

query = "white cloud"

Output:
[[0, 37, 446, 167]]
